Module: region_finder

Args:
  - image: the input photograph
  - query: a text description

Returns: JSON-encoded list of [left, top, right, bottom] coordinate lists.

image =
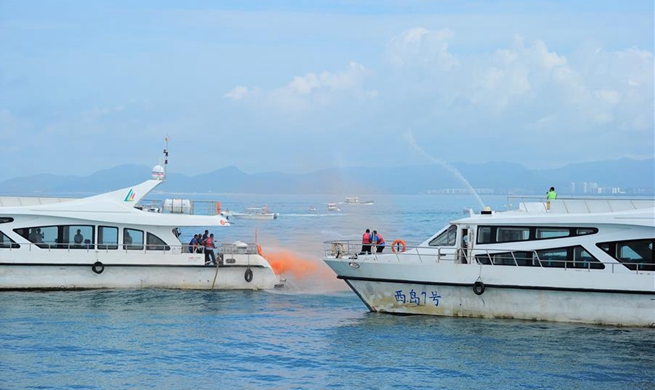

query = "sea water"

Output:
[[1, 194, 654, 389]]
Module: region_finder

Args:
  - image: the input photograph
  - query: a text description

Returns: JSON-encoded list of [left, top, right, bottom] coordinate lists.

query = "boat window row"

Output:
[[598, 239, 654, 271], [7, 225, 170, 251], [475, 245, 604, 269], [477, 226, 597, 244]]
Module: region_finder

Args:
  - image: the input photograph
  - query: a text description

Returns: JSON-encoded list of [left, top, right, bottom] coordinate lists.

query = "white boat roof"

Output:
[[0, 179, 230, 227], [458, 199, 655, 228]]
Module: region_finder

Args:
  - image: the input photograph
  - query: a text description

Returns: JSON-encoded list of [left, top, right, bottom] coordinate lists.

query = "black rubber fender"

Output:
[[244, 268, 253, 283], [92, 261, 104, 274], [473, 281, 485, 295]]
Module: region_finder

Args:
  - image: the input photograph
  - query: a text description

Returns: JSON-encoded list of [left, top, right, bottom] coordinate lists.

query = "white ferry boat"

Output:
[[345, 196, 374, 205], [323, 197, 655, 327], [327, 203, 341, 212], [227, 206, 279, 220], [0, 146, 283, 291]]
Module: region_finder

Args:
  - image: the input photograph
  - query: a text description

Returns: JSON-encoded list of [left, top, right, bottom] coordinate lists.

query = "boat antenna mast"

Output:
[[152, 135, 169, 181]]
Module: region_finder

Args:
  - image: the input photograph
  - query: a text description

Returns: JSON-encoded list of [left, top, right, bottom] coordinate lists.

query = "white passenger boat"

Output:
[[0, 146, 283, 290], [327, 203, 341, 212], [323, 197, 655, 327], [345, 196, 374, 205], [228, 206, 279, 220]]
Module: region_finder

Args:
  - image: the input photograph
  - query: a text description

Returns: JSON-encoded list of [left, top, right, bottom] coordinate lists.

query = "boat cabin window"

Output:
[[476, 245, 603, 269], [0, 217, 14, 224], [478, 227, 492, 244], [98, 226, 118, 250], [496, 227, 530, 242], [598, 239, 654, 271], [535, 228, 570, 239], [429, 225, 457, 247], [146, 233, 170, 251], [0, 231, 19, 249], [477, 226, 598, 244], [124, 228, 143, 250], [14, 225, 94, 249]]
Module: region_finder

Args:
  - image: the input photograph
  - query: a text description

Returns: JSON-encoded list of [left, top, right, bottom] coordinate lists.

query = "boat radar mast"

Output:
[[151, 136, 169, 181]]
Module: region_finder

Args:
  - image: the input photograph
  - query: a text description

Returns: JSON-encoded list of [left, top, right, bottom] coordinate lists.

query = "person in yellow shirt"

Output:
[[546, 187, 557, 211]]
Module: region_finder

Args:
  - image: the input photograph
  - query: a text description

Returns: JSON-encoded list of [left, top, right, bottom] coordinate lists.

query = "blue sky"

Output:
[[1, 0, 653, 181]]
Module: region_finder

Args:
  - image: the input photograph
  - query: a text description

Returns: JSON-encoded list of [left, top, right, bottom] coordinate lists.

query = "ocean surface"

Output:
[[2, 193, 654, 389]]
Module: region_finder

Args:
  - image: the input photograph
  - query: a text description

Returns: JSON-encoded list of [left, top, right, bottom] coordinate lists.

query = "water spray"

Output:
[[404, 131, 486, 209]]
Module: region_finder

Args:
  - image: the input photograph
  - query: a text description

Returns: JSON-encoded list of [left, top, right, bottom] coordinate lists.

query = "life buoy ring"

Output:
[[244, 268, 253, 283], [220, 219, 226, 225], [391, 239, 406, 253], [473, 281, 485, 295], [92, 261, 104, 274], [257, 244, 263, 256]]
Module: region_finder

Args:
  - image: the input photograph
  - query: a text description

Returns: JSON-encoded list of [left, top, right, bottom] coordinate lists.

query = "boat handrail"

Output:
[[0, 242, 262, 257], [505, 196, 654, 214], [322, 240, 654, 274], [137, 199, 223, 215]]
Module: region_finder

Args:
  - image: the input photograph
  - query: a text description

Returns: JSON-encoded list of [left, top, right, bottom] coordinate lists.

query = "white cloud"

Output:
[[594, 89, 621, 105], [224, 86, 261, 101], [383, 27, 653, 134], [387, 27, 458, 71], [224, 62, 375, 111]]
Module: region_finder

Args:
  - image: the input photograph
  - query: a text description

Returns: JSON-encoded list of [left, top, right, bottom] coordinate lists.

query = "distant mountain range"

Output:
[[1, 158, 653, 196]]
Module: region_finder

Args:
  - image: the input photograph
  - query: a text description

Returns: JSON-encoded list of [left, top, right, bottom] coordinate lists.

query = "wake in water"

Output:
[[404, 131, 486, 209]]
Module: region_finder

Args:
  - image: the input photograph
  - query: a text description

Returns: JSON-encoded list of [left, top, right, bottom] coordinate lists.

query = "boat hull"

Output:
[[340, 278, 655, 327], [0, 263, 281, 290]]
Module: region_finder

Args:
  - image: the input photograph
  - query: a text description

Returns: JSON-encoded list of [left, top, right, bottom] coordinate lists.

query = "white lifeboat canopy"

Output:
[[152, 165, 166, 181]]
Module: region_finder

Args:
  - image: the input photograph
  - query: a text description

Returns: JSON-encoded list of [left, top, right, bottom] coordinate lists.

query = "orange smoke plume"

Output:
[[264, 250, 318, 278]]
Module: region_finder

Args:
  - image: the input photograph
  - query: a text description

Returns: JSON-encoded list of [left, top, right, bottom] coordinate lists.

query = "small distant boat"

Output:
[[327, 203, 341, 212], [309, 207, 317, 212], [345, 196, 374, 205], [230, 206, 279, 220]]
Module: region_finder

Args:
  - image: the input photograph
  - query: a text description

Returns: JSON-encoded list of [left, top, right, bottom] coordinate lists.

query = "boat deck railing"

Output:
[[137, 199, 222, 216], [505, 196, 655, 214], [0, 242, 262, 256], [323, 240, 654, 274]]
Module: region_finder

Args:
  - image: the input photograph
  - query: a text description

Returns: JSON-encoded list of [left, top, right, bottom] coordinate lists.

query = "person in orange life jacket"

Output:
[[372, 230, 386, 253], [360, 229, 372, 255], [198, 229, 209, 253], [204, 233, 216, 265]]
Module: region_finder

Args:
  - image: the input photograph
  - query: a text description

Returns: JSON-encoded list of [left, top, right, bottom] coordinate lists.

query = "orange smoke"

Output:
[[264, 250, 318, 278]]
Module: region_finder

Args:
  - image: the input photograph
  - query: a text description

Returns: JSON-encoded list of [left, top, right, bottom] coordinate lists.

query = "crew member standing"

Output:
[[546, 186, 557, 211], [205, 233, 216, 265], [360, 229, 372, 255], [373, 230, 386, 253]]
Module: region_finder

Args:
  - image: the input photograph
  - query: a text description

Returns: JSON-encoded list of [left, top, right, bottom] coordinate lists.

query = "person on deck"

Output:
[[372, 230, 386, 253], [204, 233, 216, 265], [360, 229, 372, 255], [188, 234, 198, 253], [546, 186, 557, 211]]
